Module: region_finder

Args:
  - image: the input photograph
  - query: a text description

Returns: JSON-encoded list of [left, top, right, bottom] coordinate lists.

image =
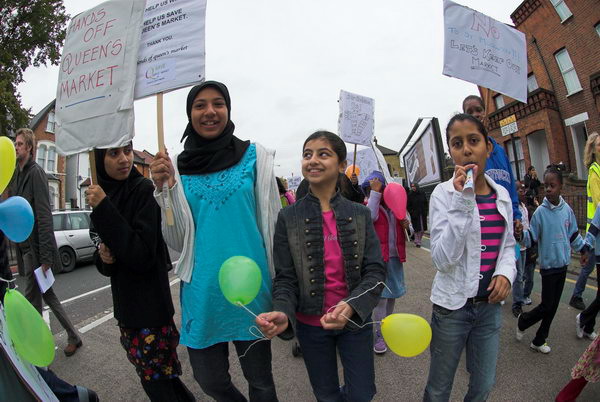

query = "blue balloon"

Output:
[[0, 196, 34, 242]]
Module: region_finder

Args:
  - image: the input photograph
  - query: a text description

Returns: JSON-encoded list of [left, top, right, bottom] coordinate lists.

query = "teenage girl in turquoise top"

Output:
[[150, 81, 281, 402]]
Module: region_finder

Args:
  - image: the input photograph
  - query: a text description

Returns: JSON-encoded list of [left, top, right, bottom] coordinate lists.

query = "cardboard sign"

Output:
[[286, 176, 302, 191], [347, 145, 392, 185], [443, 0, 527, 103], [135, 0, 207, 98], [338, 90, 374, 146], [55, 0, 145, 154]]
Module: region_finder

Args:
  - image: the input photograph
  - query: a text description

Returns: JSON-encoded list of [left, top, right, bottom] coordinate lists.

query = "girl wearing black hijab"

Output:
[[85, 143, 194, 402], [150, 81, 280, 401]]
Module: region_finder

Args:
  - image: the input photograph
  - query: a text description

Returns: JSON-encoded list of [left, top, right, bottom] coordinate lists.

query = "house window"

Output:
[[505, 137, 525, 181], [36, 141, 57, 172], [46, 111, 56, 133], [36, 144, 47, 167], [494, 95, 505, 109], [527, 74, 539, 93], [550, 0, 572, 22], [555, 49, 583, 95], [595, 23, 600, 37]]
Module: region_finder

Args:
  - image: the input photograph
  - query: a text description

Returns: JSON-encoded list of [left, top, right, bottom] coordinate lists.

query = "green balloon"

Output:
[[219, 256, 262, 306], [4, 289, 55, 367]]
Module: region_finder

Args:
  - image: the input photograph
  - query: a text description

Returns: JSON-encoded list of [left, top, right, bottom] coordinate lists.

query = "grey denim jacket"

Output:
[[272, 191, 386, 339]]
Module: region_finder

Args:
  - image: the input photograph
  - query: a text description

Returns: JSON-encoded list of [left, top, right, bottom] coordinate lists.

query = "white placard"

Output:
[[442, 0, 527, 103], [286, 176, 302, 192], [338, 90, 374, 146], [347, 146, 391, 186], [55, 0, 145, 155], [0, 305, 58, 401], [135, 0, 207, 99], [501, 121, 518, 136]]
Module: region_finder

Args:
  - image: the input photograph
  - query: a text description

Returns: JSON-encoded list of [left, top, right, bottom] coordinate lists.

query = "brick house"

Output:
[[477, 0, 600, 195]]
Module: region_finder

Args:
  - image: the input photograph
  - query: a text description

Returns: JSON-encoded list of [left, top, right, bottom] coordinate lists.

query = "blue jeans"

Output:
[[572, 254, 596, 299], [296, 320, 376, 402], [523, 259, 536, 299], [512, 250, 526, 308], [424, 302, 501, 402]]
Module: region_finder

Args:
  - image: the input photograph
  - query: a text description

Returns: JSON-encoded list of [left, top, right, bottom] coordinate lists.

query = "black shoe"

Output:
[[512, 305, 523, 318], [569, 296, 586, 311]]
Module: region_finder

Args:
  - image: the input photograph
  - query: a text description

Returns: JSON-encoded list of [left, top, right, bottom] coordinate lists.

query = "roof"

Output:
[[133, 149, 155, 165], [29, 100, 56, 131], [376, 143, 397, 156]]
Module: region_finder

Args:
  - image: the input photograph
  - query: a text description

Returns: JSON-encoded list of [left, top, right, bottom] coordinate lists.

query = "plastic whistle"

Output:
[[463, 168, 474, 193]]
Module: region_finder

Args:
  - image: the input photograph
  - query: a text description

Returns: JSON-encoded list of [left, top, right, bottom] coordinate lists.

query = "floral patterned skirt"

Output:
[[119, 322, 183, 382], [571, 336, 600, 383]]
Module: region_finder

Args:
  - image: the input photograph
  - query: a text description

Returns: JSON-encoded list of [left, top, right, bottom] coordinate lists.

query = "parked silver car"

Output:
[[52, 210, 95, 273]]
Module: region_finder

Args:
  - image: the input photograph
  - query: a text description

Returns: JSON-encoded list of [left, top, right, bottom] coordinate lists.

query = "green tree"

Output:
[[0, 1, 68, 135]]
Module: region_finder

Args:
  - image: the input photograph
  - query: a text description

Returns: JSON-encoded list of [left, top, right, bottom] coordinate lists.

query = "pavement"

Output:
[[45, 243, 600, 401]]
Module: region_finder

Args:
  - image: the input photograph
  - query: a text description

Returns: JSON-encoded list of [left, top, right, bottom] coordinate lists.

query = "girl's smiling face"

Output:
[[447, 119, 492, 178], [302, 138, 346, 187]]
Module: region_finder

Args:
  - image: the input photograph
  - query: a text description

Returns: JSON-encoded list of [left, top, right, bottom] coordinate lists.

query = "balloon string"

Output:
[[326, 281, 390, 329], [235, 302, 269, 359]]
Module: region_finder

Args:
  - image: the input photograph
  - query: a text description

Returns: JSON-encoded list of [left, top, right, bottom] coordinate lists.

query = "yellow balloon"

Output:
[[0, 136, 16, 194], [381, 313, 432, 357]]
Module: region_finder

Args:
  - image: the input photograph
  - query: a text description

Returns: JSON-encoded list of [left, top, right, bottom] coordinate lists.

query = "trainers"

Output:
[[373, 333, 387, 354], [576, 314, 585, 339], [524, 297, 532, 305], [512, 305, 523, 318], [570, 296, 586, 311], [530, 342, 551, 354], [500, 300, 505, 306], [516, 315, 525, 341], [584, 331, 598, 340]]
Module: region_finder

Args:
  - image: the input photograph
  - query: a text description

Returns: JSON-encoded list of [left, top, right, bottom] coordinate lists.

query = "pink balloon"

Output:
[[383, 183, 407, 220]]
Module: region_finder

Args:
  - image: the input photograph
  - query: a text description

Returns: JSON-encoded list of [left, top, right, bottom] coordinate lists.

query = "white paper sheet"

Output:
[[34, 267, 55, 294]]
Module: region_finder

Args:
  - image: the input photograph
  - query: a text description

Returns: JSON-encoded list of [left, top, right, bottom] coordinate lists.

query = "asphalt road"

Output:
[[39, 243, 600, 401]]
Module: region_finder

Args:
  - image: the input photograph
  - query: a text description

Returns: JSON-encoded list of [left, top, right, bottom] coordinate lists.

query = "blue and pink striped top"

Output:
[[476, 191, 506, 297]]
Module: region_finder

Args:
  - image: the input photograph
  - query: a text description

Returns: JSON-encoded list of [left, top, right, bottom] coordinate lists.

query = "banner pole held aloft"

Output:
[[157, 93, 175, 226]]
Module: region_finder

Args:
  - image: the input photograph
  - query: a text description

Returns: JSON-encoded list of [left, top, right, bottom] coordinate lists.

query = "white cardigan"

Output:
[[429, 174, 517, 310], [153, 143, 281, 283]]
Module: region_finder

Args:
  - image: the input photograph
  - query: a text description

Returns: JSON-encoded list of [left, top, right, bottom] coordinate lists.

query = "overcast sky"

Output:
[[18, 0, 522, 178]]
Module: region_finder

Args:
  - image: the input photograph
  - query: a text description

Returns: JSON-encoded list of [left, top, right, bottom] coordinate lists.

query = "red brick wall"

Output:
[[31, 111, 66, 209]]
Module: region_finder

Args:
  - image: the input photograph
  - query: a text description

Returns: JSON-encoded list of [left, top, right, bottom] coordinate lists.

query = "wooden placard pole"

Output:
[[157, 92, 175, 226], [88, 150, 98, 185], [351, 144, 358, 175]]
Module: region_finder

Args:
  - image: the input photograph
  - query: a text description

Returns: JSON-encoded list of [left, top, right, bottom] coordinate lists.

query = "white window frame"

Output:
[[46, 111, 56, 133], [506, 137, 525, 180], [36, 140, 57, 173], [595, 23, 600, 38], [550, 0, 573, 23], [555, 49, 583, 96], [494, 94, 505, 109], [36, 144, 47, 168], [527, 74, 539, 93]]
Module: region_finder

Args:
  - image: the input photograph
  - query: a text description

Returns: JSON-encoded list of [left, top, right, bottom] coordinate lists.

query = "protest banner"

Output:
[[347, 146, 392, 185], [55, 0, 145, 155], [135, 0, 206, 99], [442, 0, 527, 103], [286, 176, 302, 192], [0, 306, 58, 401], [339, 90, 374, 147]]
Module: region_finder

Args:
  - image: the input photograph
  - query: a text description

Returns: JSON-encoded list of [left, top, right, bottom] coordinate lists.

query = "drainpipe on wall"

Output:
[[531, 36, 572, 172]]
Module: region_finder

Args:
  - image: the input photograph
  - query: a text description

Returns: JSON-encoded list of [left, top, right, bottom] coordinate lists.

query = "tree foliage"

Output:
[[0, 0, 68, 135]]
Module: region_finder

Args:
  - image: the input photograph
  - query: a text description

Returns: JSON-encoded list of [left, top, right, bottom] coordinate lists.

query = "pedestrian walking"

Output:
[[150, 81, 280, 402], [10, 128, 82, 357], [424, 114, 516, 401], [407, 183, 427, 248], [256, 130, 386, 402]]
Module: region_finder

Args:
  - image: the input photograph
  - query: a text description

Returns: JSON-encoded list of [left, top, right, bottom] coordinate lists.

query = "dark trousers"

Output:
[[187, 340, 277, 402], [518, 268, 566, 346], [579, 264, 600, 333], [296, 321, 376, 402], [141, 377, 195, 402]]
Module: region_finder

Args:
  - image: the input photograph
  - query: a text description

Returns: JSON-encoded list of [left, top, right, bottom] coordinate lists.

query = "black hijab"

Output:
[[177, 81, 249, 175], [94, 145, 145, 210]]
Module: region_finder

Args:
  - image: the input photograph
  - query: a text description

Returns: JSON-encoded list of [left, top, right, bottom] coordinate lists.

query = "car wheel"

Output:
[[59, 247, 76, 273]]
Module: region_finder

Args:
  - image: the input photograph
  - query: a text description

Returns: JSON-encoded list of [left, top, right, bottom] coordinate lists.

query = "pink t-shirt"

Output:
[[296, 210, 349, 326]]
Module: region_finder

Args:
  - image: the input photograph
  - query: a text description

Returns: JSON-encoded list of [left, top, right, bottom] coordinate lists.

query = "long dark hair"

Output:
[[445, 113, 488, 144], [302, 130, 347, 162]]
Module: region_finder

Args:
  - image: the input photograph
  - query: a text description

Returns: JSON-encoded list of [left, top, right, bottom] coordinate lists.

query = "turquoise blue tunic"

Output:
[[179, 145, 272, 349]]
